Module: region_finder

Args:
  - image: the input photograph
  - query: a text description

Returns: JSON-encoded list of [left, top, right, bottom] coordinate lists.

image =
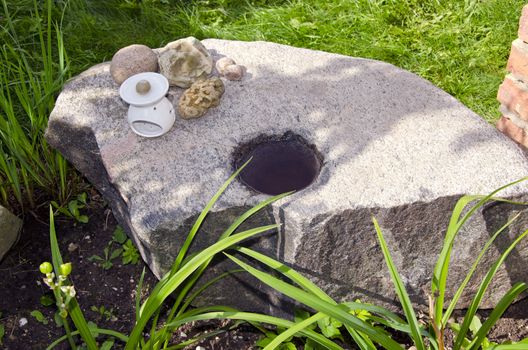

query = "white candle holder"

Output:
[[119, 72, 175, 138]]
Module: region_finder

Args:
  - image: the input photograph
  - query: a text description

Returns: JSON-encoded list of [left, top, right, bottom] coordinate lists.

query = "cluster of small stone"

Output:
[[110, 37, 245, 120], [497, 5, 528, 148]]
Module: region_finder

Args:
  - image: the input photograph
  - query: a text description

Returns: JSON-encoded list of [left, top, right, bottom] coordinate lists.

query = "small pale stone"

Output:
[[158, 37, 213, 88], [110, 45, 158, 85], [19, 318, 28, 327], [215, 57, 236, 74], [68, 242, 79, 252], [178, 77, 224, 119], [136, 80, 151, 94], [223, 64, 244, 81]]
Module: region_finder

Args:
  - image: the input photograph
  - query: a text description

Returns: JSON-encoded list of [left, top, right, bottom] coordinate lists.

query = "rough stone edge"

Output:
[[44, 119, 152, 269]]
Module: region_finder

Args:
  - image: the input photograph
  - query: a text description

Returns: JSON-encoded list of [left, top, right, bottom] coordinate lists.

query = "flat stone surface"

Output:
[[47, 39, 528, 312], [0, 205, 22, 261]]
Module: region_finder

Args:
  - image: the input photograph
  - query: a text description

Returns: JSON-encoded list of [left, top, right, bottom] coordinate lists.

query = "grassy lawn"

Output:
[[30, 0, 527, 122]]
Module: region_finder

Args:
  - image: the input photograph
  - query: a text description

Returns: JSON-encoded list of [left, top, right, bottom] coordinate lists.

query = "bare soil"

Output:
[[0, 197, 527, 349]]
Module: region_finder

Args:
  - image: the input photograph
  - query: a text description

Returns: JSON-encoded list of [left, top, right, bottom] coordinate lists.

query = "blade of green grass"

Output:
[[433, 177, 528, 325], [135, 267, 146, 324], [234, 246, 334, 301], [264, 312, 327, 350], [170, 158, 253, 274], [46, 327, 128, 350], [469, 282, 527, 350], [442, 212, 522, 326], [453, 227, 528, 349], [372, 217, 426, 350]]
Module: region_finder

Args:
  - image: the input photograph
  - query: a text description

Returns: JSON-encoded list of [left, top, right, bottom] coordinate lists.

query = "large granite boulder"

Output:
[[0, 205, 22, 261], [46, 39, 528, 313]]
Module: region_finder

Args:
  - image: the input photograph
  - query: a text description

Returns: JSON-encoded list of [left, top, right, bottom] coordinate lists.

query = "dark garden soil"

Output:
[[0, 193, 527, 349]]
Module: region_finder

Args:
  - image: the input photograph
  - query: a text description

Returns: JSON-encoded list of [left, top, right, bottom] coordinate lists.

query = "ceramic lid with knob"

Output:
[[119, 72, 169, 107]]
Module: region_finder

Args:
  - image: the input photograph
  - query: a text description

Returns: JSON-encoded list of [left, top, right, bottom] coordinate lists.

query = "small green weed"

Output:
[[121, 240, 140, 265], [88, 245, 122, 270], [40, 294, 55, 307], [52, 193, 89, 224], [30, 310, 49, 325], [89, 226, 140, 270], [90, 306, 116, 322]]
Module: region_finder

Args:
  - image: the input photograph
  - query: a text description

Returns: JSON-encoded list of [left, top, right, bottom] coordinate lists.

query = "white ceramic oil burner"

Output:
[[119, 72, 175, 137]]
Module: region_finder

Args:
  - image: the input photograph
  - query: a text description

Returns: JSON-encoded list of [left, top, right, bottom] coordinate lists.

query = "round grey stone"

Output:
[[110, 44, 158, 85]]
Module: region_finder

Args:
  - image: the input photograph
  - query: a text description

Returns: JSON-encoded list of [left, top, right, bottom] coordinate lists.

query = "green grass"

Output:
[[51, 0, 524, 122], [0, 0, 523, 211], [0, 0, 71, 211]]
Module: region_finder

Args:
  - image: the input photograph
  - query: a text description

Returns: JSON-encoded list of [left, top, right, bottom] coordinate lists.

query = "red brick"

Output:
[[497, 115, 528, 148], [497, 75, 528, 122], [519, 5, 528, 43], [507, 39, 528, 81]]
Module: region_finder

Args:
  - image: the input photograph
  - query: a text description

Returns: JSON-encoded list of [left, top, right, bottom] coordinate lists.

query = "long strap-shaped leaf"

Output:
[[172, 192, 292, 316], [166, 309, 343, 350], [453, 228, 528, 350], [226, 253, 403, 350], [46, 327, 129, 350], [266, 310, 378, 350], [442, 212, 521, 325], [468, 282, 527, 350], [487, 345, 528, 350], [156, 192, 291, 347], [170, 158, 253, 275], [236, 246, 413, 350], [125, 224, 279, 350], [236, 247, 406, 321], [144, 159, 264, 317], [49, 207, 98, 350], [373, 217, 426, 350], [235, 246, 334, 301], [433, 177, 528, 325]]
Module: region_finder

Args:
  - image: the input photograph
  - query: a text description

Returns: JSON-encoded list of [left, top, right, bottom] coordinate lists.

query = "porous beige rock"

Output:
[[158, 37, 213, 88], [178, 77, 224, 119], [223, 64, 244, 81], [215, 57, 236, 74], [110, 45, 158, 85]]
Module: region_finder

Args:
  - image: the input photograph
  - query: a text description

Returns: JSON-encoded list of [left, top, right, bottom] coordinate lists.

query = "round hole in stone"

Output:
[[235, 134, 322, 195]]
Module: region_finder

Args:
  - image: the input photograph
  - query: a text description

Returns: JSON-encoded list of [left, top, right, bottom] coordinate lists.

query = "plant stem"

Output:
[[62, 317, 77, 350], [428, 294, 444, 350]]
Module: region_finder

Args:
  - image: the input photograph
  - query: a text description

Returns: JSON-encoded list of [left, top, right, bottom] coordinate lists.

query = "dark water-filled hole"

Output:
[[234, 133, 322, 195]]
